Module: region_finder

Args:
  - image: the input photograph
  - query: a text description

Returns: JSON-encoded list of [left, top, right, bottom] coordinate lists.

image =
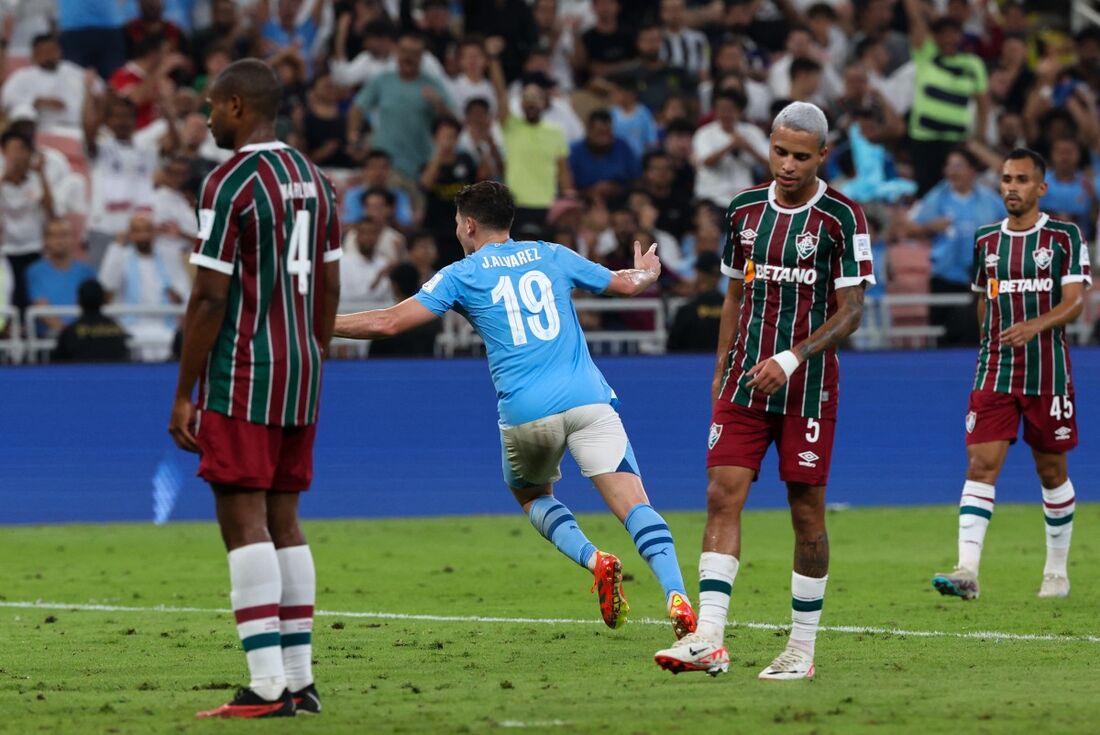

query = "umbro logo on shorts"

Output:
[[1055, 427, 1073, 441], [797, 451, 819, 468]]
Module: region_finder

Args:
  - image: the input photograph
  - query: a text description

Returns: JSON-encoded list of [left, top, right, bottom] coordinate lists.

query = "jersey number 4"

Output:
[[287, 210, 312, 295], [491, 271, 560, 346]]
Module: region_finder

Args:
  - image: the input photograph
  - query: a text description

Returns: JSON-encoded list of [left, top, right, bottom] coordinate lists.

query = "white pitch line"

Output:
[[1, 600, 1097, 644]]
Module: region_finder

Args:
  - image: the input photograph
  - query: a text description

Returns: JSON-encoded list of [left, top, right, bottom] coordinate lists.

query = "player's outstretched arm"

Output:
[[169, 268, 232, 452], [746, 283, 866, 395], [1000, 282, 1085, 348], [605, 241, 661, 297], [334, 297, 440, 340]]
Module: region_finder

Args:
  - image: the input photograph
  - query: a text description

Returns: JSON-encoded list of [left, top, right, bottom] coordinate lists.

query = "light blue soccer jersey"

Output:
[[415, 239, 615, 425]]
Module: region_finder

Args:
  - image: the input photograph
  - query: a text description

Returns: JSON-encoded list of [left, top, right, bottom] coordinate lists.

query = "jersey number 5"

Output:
[[287, 210, 312, 295], [491, 271, 561, 346]]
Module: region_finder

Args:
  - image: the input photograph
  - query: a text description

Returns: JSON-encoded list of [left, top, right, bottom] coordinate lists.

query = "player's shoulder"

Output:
[[1042, 214, 1084, 242], [201, 151, 258, 200], [727, 182, 771, 213], [818, 184, 864, 216], [974, 220, 1003, 239]]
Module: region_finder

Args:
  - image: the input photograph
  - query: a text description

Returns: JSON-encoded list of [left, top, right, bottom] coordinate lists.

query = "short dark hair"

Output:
[[398, 29, 427, 45], [363, 186, 396, 207], [212, 58, 283, 121], [432, 115, 462, 135], [854, 36, 883, 60], [1005, 147, 1047, 177], [364, 19, 398, 40], [454, 181, 515, 231], [0, 130, 32, 149], [464, 97, 491, 115], [587, 109, 613, 126], [947, 145, 981, 171], [365, 148, 392, 164], [78, 278, 106, 314], [665, 117, 696, 136], [806, 2, 837, 19], [713, 87, 747, 111], [930, 16, 962, 34], [31, 33, 58, 48], [642, 149, 670, 170], [790, 57, 823, 79], [133, 32, 165, 58], [388, 263, 421, 300]]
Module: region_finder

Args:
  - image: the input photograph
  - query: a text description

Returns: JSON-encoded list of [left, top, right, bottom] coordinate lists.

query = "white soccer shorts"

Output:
[[499, 403, 641, 489]]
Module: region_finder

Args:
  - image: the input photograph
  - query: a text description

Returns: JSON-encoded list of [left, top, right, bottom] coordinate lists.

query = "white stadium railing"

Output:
[[0, 291, 1095, 364]]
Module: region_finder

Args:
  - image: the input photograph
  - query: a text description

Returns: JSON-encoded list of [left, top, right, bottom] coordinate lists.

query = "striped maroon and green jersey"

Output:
[[717, 180, 875, 419], [971, 213, 1092, 396], [190, 141, 342, 427]]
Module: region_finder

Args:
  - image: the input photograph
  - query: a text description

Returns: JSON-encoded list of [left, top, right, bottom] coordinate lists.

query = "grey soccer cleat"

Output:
[[1037, 573, 1070, 599], [932, 567, 980, 600]]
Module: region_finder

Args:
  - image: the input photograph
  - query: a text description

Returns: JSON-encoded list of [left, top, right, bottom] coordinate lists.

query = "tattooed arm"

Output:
[[712, 278, 744, 402], [745, 284, 867, 396]]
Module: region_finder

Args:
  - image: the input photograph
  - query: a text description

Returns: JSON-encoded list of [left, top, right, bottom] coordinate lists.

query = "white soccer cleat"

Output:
[[1038, 573, 1070, 599], [653, 632, 730, 676], [758, 647, 815, 681]]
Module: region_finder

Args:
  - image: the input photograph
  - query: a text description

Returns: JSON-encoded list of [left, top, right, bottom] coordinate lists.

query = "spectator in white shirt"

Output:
[[339, 217, 396, 305], [83, 94, 158, 267], [447, 37, 497, 120], [1, 33, 91, 133], [331, 16, 445, 90], [98, 212, 189, 362], [2, 107, 87, 218], [0, 130, 55, 311], [692, 88, 769, 207], [152, 157, 198, 275]]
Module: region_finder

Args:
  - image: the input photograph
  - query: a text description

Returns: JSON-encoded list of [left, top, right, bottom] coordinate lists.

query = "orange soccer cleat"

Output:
[[590, 551, 629, 629]]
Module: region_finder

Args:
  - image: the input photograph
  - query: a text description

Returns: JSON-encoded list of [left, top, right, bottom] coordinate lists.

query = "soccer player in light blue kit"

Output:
[[334, 181, 697, 638]]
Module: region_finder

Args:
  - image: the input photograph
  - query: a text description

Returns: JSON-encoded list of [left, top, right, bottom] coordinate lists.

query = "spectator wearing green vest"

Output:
[[903, 0, 990, 196]]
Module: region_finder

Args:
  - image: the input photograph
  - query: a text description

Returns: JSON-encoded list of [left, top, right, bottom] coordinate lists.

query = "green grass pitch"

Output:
[[1, 504, 1097, 734]]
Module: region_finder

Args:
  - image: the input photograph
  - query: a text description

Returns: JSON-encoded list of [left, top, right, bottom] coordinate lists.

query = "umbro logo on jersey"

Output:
[[798, 451, 819, 467], [795, 231, 819, 260], [740, 228, 758, 247], [985, 253, 1000, 268], [987, 277, 1053, 298], [1055, 427, 1073, 441], [1033, 246, 1053, 271], [966, 411, 977, 434]]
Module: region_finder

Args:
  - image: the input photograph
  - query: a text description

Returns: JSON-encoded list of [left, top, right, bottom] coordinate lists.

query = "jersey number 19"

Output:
[[491, 270, 560, 346]]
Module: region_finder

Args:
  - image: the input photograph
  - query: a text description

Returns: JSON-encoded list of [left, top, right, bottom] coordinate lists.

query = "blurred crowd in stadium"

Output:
[[0, 0, 1097, 362]]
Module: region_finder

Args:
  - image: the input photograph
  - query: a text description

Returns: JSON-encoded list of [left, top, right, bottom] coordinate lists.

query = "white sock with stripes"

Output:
[[1042, 479, 1075, 577], [276, 545, 316, 693], [958, 481, 995, 575], [697, 552, 739, 645], [788, 571, 827, 658], [228, 542, 285, 701]]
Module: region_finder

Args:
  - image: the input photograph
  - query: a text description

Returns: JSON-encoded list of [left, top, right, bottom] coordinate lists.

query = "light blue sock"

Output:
[[625, 503, 686, 600], [527, 496, 597, 570]]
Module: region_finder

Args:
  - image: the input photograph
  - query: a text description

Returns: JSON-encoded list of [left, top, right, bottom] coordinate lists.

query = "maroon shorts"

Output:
[[707, 400, 836, 486], [195, 410, 317, 491], [965, 390, 1078, 454]]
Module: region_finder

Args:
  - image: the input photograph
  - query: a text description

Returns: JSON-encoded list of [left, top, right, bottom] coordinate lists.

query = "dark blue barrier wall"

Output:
[[1, 349, 1097, 524]]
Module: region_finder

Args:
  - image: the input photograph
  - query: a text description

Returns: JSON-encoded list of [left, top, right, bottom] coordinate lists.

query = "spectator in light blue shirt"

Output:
[[341, 149, 415, 227], [26, 219, 96, 337], [58, 0, 127, 79], [259, 0, 324, 80], [609, 75, 659, 159], [909, 148, 1005, 344], [569, 110, 640, 203], [1043, 137, 1096, 239]]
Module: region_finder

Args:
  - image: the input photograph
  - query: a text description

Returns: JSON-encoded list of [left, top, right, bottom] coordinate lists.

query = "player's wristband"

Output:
[[771, 350, 800, 378]]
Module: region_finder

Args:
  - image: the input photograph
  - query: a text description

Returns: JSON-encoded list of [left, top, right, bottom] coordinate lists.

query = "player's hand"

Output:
[[711, 368, 725, 403], [745, 357, 791, 395], [634, 241, 660, 277], [168, 396, 200, 453], [1000, 319, 1040, 348]]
